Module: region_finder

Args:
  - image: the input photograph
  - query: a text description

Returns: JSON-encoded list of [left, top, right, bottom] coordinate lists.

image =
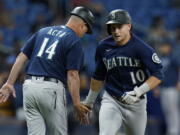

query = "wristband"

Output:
[[84, 89, 99, 105], [134, 82, 150, 97]]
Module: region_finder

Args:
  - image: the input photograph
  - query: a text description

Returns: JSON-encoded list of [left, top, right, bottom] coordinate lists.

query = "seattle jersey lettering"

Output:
[[103, 56, 141, 70]]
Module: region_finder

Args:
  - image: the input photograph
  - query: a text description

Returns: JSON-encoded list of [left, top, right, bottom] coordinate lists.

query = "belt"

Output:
[[107, 91, 145, 103], [26, 75, 59, 83]]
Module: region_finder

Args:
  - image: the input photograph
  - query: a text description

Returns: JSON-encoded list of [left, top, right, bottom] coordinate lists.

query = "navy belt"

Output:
[[26, 75, 59, 83]]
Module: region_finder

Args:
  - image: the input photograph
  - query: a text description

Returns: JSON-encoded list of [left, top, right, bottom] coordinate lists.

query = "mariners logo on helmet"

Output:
[[110, 13, 116, 20], [106, 9, 132, 35]]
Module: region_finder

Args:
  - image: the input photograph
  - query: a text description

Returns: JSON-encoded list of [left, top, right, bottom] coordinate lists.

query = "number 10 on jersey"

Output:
[[130, 69, 145, 84]]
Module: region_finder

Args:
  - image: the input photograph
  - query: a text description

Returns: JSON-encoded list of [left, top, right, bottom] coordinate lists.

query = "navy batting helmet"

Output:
[[70, 6, 95, 34], [106, 9, 132, 34]]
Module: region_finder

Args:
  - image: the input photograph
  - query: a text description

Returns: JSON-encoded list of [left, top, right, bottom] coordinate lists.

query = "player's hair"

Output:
[[69, 15, 85, 24]]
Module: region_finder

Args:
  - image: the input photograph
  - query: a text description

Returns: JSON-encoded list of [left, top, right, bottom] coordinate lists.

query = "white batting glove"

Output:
[[121, 91, 140, 105], [81, 99, 93, 109], [81, 89, 99, 109]]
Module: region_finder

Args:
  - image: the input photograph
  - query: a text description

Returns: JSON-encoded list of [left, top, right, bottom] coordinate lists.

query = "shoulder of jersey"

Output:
[[132, 34, 152, 49], [39, 26, 54, 32], [99, 35, 114, 46]]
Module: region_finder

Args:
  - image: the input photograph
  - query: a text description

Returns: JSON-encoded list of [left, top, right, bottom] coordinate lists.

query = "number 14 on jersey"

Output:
[[37, 37, 59, 59]]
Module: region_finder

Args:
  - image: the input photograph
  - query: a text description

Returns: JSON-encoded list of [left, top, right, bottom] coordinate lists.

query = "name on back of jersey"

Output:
[[47, 28, 66, 37]]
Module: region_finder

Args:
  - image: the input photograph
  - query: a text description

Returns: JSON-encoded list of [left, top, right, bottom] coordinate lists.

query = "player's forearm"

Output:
[[90, 78, 104, 92], [145, 76, 161, 90], [7, 52, 28, 85], [67, 70, 81, 106]]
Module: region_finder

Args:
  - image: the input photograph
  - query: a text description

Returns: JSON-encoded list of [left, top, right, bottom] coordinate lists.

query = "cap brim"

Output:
[[106, 20, 125, 25]]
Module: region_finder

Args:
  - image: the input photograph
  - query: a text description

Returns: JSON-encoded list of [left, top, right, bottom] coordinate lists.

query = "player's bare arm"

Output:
[[0, 52, 28, 103], [146, 76, 161, 90], [91, 78, 104, 91], [67, 70, 90, 124]]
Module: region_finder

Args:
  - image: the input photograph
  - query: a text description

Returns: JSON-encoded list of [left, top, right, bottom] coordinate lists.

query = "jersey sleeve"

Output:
[[137, 44, 164, 80], [66, 40, 84, 71], [21, 33, 36, 59], [93, 45, 107, 81]]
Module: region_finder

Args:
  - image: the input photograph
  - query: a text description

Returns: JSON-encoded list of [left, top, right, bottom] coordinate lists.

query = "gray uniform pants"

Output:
[[23, 77, 67, 135], [99, 91, 147, 135]]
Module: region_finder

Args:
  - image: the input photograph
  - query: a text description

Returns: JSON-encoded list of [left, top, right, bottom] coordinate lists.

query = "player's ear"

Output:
[[80, 23, 88, 33], [127, 24, 132, 31]]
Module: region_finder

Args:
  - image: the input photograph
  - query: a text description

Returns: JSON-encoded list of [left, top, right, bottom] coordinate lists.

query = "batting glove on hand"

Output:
[[121, 90, 140, 105], [133, 86, 142, 98]]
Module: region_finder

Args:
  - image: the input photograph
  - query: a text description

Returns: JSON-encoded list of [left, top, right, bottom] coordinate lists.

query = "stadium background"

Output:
[[0, 0, 180, 135]]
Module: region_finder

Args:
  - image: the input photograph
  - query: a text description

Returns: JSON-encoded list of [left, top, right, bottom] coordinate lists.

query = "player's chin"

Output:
[[112, 35, 121, 40], [114, 37, 122, 43]]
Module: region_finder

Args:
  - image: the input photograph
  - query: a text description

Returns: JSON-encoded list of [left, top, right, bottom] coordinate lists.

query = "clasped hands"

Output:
[[74, 102, 92, 125]]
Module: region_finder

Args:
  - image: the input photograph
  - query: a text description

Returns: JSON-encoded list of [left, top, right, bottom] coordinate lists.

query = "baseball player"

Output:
[[83, 9, 163, 135], [0, 6, 94, 135], [157, 41, 180, 135]]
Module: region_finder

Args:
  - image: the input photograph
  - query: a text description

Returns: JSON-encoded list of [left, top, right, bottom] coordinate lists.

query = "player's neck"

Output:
[[66, 23, 81, 37]]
